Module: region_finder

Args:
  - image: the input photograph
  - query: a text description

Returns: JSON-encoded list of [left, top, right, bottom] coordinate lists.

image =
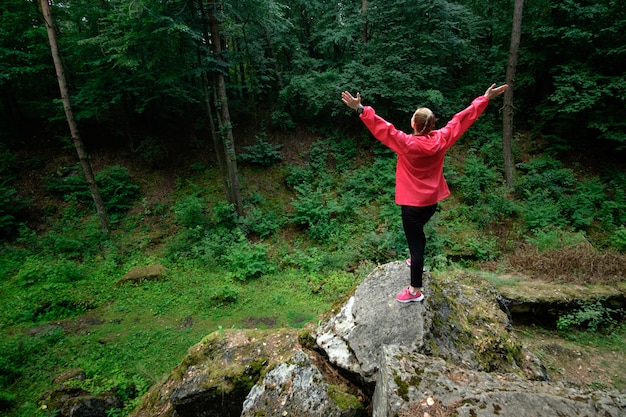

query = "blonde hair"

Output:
[[411, 108, 435, 135]]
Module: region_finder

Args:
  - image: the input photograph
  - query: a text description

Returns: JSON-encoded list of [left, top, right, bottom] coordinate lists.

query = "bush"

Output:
[[556, 301, 624, 333], [516, 157, 576, 201], [610, 226, 626, 252], [223, 236, 275, 281], [96, 165, 140, 214], [172, 195, 210, 229], [238, 136, 283, 167], [451, 154, 500, 206], [0, 181, 26, 239], [209, 285, 239, 306], [13, 257, 86, 286], [525, 228, 587, 252], [292, 183, 347, 242], [271, 110, 296, 131], [46, 165, 140, 215], [135, 136, 168, 167], [241, 206, 285, 238], [284, 165, 315, 188]]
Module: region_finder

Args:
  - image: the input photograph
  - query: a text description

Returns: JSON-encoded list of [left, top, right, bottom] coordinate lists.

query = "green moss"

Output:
[[393, 374, 409, 402], [297, 330, 316, 349], [392, 369, 423, 404], [327, 385, 363, 410]]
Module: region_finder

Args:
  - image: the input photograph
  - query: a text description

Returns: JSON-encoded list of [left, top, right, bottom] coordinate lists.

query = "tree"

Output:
[[502, 0, 524, 189], [40, 0, 110, 233], [207, 0, 243, 215]]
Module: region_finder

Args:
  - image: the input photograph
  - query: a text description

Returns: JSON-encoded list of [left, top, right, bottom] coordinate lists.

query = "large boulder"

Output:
[[373, 345, 625, 417], [129, 329, 365, 417], [313, 261, 427, 383], [129, 329, 304, 417], [313, 262, 546, 382]]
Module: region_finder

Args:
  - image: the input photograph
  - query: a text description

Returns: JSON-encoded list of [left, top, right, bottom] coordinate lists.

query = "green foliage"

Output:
[[521, 0, 626, 145], [241, 206, 285, 238], [238, 136, 283, 167], [451, 154, 500, 206], [609, 226, 626, 253], [514, 157, 612, 232], [599, 171, 626, 228], [209, 285, 240, 306], [525, 228, 588, 252], [172, 195, 211, 229], [557, 301, 624, 333], [0, 327, 65, 388], [0, 391, 16, 412], [13, 257, 86, 286], [271, 110, 296, 131], [223, 235, 275, 281], [292, 182, 344, 242], [134, 136, 168, 167], [0, 147, 27, 239], [0, 180, 26, 239], [46, 165, 140, 216], [516, 157, 576, 201]]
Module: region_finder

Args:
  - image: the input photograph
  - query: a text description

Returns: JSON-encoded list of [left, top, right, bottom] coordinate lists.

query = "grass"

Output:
[[0, 241, 358, 416]]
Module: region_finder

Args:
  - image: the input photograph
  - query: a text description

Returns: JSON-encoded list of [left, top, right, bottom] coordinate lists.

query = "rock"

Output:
[[313, 262, 546, 382], [116, 264, 167, 286], [496, 277, 626, 327], [41, 387, 121, 417], [313, 262, 427, 382], [373, 344, 626, 417], [40, 368, 122, 417], [242, 350, 364, 417], [421, 270, 548, 380], [129, 329, 306, 417]]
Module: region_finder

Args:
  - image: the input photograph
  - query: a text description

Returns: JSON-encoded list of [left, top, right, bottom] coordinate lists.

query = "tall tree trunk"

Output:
[[208, 0, 243, 216], [361, 0, 368, 43], [198, 0, 229, 198], [40, 0, 110, 233], [264, 27, 284, 89], [502, 0, 524, 190]]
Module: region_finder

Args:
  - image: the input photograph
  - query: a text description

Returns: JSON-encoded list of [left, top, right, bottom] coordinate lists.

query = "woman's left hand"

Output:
[[484, 83, 509, 99]]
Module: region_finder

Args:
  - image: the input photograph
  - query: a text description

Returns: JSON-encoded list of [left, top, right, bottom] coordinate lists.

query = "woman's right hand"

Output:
[[341, 91, 362, 110]]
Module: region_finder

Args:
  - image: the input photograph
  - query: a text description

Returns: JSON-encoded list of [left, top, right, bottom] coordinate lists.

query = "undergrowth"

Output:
[[0, 132, 625, 416]]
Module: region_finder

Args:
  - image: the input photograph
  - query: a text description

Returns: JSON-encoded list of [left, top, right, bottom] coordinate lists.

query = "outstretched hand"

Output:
[[341, 91, 362, 110], [484, 83, 509, 99]]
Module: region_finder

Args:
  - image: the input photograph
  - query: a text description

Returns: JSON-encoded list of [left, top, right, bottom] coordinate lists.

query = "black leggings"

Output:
[[401, 204, 438, 288]]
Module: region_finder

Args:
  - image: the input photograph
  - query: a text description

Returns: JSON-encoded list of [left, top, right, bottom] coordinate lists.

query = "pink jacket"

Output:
[[359, 95, 490, 207]]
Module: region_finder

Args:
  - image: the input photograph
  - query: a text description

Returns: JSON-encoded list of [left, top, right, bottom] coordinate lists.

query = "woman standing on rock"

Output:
[[341, 83, 508, 303]]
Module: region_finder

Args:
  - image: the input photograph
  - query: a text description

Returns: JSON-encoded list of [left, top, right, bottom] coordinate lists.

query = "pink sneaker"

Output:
[[406, 258, 411, 266], [396, 287, 424, 303]]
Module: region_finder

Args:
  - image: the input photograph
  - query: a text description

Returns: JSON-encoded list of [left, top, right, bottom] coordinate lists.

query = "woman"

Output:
[[341, 83, 508, 303]]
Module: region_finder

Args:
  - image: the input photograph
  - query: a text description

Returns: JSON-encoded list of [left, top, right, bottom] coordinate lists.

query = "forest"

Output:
[[1, 0, 625, 416]]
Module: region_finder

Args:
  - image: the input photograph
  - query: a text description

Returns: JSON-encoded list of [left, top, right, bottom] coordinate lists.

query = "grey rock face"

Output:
[[314, 262, 426, 382], [373, 345, 626, 417], [242, 350, 363, 417]]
